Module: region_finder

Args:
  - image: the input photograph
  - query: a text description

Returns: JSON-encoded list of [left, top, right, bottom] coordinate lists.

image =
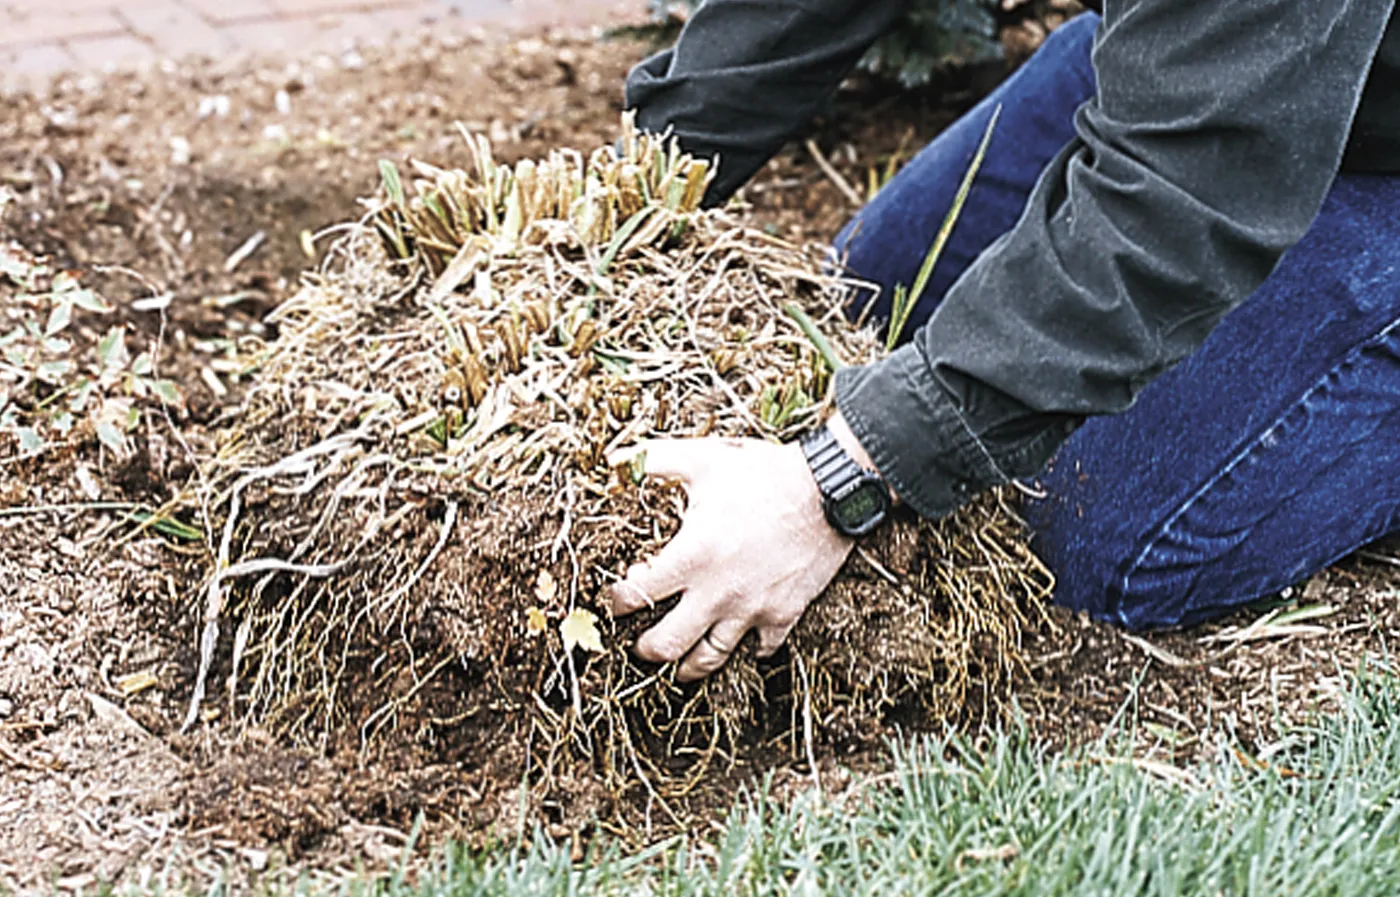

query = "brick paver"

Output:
[[0, 0, 639, 82]]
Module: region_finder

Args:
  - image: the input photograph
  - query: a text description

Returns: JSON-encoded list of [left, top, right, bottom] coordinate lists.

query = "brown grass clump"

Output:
[[184, 114, 1052, 835]]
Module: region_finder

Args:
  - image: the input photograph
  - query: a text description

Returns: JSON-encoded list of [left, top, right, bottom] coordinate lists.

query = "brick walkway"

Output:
[[0, 0, 638, 82]]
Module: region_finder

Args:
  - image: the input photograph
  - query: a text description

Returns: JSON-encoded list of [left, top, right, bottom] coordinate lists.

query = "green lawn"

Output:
[[327, 669, 1400, 896]]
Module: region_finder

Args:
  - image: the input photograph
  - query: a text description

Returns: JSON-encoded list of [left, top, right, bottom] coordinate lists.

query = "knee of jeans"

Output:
[[1027, 485, 1255, 631], [1108, 522, 1262, 630], [1031, 524, 1203, 630], [1027, 511, 1130, 625], [1033, 435, 1390, 632]]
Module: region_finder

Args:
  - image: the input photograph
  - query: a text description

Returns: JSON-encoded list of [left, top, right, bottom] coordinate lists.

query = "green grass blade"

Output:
[[597, 208, 653, 277], [379, 160, 406, 209], [886, 104, 1001, 351], [783, 303, 844, 374], [127, 510, 204, 542]]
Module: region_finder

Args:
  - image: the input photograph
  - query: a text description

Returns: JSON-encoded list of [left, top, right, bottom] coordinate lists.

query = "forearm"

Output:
[[625, 0, 909, 206], [840, 0, 1397, 519]]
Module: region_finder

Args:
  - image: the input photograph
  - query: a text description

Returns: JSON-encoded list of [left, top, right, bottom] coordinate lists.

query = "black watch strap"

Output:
[[800, 424, 891, 537], [800, 426, 863, 498]]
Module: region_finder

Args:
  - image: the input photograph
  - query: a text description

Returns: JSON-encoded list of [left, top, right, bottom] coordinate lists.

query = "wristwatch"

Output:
[[800, 424, 892, 538]]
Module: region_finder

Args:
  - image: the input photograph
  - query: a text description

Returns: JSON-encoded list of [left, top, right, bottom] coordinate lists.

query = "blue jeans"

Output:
[[835, 13, 1400, 629]]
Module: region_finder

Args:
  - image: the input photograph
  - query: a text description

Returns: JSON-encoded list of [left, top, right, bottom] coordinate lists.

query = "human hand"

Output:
[[607, 425, 860, 682]]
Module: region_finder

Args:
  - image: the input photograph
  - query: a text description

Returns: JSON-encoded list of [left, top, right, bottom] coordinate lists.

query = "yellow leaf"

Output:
[[526, 607, 548, 635], [535, 569, 558, 604], [560, 609, 603, 653]]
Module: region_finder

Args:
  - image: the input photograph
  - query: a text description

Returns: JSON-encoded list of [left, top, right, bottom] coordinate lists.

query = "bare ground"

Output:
[[3, 14, 1400, 893]]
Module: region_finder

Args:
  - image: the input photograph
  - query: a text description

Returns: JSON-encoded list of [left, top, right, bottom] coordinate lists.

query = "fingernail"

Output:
[[632, 634, 661, 663], [609, 580, 651, 613]]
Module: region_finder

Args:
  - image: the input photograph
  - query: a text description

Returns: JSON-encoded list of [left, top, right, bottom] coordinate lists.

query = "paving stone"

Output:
[[0, 9, 125, 47], [511, 0, 636, 27], [67, 33, 158, 69], [120, 2, 234, 55], [7, 0, 166, 13], [217, 16, 322, 53], [1, 0, 635, 76], [179, 0, 279, 25], [0, 42, 77, 78], [269, 0, 415, 16], [439, 0, 511, 22]]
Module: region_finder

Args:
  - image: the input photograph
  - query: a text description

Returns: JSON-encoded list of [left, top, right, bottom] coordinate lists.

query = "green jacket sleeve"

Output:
[[625, 0, 910, 206], [838, 0, 1398, 519]]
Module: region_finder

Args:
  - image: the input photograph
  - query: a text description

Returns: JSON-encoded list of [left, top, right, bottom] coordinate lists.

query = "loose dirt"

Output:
[[3, 10, 1399, 894]]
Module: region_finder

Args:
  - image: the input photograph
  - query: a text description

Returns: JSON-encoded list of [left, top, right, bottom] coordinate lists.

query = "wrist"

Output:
[[800, 414, 893, 538], [826, 410, 898, 506]]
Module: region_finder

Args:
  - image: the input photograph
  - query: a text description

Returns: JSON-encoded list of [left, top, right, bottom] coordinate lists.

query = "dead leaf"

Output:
[[958, 844, 1019, 866], [526, 607, 548, 635], [535, 569, 558, 604], [0, 241, 34, 283], [85, 692, 151, 740], [560, 608, 603, 653]]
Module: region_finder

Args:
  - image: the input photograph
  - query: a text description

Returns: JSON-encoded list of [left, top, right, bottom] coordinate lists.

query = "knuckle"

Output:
[[753, 606, 798, 630], [672, 551, 704, 579], [652, 635, 688, 663]]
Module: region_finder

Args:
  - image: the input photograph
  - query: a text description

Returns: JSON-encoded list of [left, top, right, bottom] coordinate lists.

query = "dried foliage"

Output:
[[186, 115, 1052, 833]]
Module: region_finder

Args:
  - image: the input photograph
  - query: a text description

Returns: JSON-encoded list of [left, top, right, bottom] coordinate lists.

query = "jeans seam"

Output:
[[1113, 313, 1400, 625]]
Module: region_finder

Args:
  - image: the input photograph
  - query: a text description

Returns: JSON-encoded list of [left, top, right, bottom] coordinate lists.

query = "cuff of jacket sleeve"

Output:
[[833, 345, 1005, 520]]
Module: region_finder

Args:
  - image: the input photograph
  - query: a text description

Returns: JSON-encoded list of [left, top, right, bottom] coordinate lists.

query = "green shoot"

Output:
[[886, 104, 1001, 351], [379, 160, 406, 209], [597, 208, 652, 279], [782, 303, 844, 374]]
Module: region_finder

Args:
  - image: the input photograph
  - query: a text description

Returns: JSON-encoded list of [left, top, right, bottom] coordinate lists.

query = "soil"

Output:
[[4, 7, 1400, 894]]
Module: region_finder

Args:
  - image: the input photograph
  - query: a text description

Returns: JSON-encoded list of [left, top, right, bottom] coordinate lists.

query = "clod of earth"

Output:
[[180, 113, 1053, 838]]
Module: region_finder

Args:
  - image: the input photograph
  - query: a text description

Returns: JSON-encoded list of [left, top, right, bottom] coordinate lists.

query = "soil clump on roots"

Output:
[[187, 115, 1052, 839]]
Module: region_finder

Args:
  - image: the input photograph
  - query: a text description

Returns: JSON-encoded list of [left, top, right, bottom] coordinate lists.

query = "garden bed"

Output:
[[3, 16, 1398, 893]]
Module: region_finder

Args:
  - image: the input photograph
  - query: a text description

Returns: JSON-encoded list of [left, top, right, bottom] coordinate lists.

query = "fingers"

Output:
[[678, 618, 750, 683], [608, 578, 654, 616], [756, 620, 797, 658], [633, 588, 722, 665], [661, 615, 795, 681], [608, 529, 703, 616], [638, 606, 796, 678], [606, 439, 710, 484], [606, 439, 710, 618]]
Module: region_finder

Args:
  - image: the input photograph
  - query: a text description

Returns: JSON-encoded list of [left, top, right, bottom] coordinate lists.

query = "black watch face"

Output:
[[830, 478, 890, 535]]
